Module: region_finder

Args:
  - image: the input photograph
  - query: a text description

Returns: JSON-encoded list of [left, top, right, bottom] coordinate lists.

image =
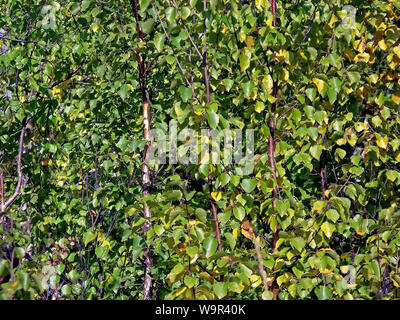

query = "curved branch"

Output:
[[1, 119, 27, 213]]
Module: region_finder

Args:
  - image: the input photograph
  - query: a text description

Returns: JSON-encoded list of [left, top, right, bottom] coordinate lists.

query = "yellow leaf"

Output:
[[328, 14, 339, 27], [336, 138, 347, 146], [281, 68, 289, 82], [254, 101, 265, 113], [175, 104, 184, 116], [200, 151, 209, 164], [321, 221, 335, 238], [354, 122, 368, 132], [347, 133, 357, 147], [313, 200, 326, 213], [255, 0, 267, 10], [275, 49, 287, 63], [340, 265, 349, 273], [378, 40, 387, 50], [173, 286, 187, 298], [392, 92, 400, 104], [262, 74, 273, 94], [211, 191, 222, 201], [101, 240, 111, 248], [312, 78, 326, 94], [395, 153, 400, 162], [321, 268, 333, 274], [355, 229, 365, 236], [394, 45, 400, 59], [245, 36, 255, 48], [233, 227, 238, 239], [375, 133, 388, 150]]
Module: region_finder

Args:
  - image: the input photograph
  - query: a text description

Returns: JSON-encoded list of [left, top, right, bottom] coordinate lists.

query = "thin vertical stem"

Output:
[[269, 0, 280, 300], [130, 0, 153, 300], [202, 0, 222, 252]]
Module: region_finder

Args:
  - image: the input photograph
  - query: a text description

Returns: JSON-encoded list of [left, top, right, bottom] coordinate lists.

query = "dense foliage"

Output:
[[1, 0, 400, 300]]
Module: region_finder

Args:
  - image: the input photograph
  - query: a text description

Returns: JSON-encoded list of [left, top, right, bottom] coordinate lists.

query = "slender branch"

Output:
[[296, 0, 322, 50], [0, 36, 47, 47], [152, 4, 192, 88], [253, 235, 271, 299], [170, 0, 203, 60], [276, 102, 299, 121], [1, 119, 27, 213], [49, 59, 86, 89]]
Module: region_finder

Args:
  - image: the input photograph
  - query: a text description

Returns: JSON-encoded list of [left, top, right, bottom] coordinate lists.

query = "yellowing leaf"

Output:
[[340, 265, 349, 273], [200, 151, 209, 164], [245, 36, 255, 47], [275, 49, 287, 63], [375, 133, 388, 150], [211, 191, 222, 201], [255, 0, 267, 10], [321, 221, 335, 238], [241, 221, 254, 240], [392, 92, 400, 104], [313, 200, 326, 213], [355, 229, 366, 236], [378, 39, 387, 50], [393, 45, 400, 59], [240, 49, 252, 73], [233, 227, 238, 239], [241, 228, 252, 240], [262, 74, 273, 94], [321, 269, 333, 274], [173, 286, 187, 298], [312, 78, 326, 94], [254, 101, 265, 113], [336, 138, 347, 146]]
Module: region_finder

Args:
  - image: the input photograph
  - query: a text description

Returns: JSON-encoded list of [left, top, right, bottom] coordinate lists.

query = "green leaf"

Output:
[[241, 179, 257, 193], [166, 7, 177, 24], [179, 86, 192, 102], [172, 263, 184, 275], [290, 237, 306, 252], [225, 233, 236, 250], [213, 282, 227, 299], [186, 246, 199, 258], [165, 190, 182, 201], [83, 231, 97, 246], [386, 170, 399, 182], [305, 88, 317, 102], [119, 84, 129, 100], [154, 33, 165, 52], [228, 280, 244, 293], [203, 236, 218, 258], [326, 209, 340, 223], [184, 275, 196, 288], [195, 208, 207, 224], [219, 173, 230, 187], [14, 247, 25, 259], [141, 19, 155, 34], [240, 54, 250, 72], [233, 206, 246, 221], [208, 112, 219, 129], [68, 270, 80, 282]]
